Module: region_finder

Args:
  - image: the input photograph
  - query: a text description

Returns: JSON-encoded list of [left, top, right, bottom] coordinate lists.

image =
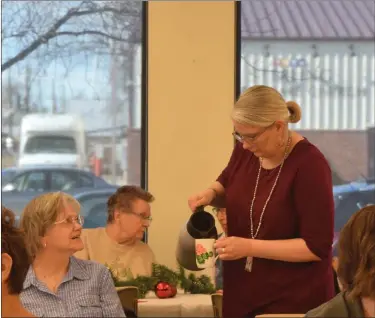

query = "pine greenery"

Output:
[[108, 263, 215, 298]]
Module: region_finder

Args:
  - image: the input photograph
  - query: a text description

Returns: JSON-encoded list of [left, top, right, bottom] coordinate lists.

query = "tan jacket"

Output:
[[75, 227, 155, 280], [306, 292, 365, 318]]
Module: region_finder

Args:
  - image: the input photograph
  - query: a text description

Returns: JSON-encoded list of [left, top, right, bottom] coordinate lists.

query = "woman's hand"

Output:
[[188, 188, 216, 212], [214, 236, 251, 260]]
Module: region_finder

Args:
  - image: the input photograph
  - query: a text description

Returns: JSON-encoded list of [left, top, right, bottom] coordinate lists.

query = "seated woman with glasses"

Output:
[[2, 206, 34, 318], [306, 205, 375, 318], [75, 186, 155, 281], [19, 192, 125, 317]]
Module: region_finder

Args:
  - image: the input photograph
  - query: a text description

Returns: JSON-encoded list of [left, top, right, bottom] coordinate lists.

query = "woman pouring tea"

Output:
[[188, 85, 335, 318]]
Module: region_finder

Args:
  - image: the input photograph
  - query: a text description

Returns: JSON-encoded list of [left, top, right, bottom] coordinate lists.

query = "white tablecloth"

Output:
[[138, 292, 214, 317]]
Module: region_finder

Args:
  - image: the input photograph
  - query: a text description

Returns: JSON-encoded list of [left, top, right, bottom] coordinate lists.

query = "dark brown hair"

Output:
[[107, 186, 154, 223], [337, 204, 375, 298], [1, 206, 30, 294]]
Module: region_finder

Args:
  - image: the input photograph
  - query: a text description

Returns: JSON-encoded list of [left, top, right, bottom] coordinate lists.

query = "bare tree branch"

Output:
[[1, 1, 141, 72], [54, 30, 137, 43]]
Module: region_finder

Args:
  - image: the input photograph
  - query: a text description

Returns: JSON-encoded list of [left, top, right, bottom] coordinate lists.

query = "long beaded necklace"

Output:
[[244, 132, 292, 272]]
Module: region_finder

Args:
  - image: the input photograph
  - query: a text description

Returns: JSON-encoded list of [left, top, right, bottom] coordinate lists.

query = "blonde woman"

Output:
[[188, 85, 334, 317], [19, 192, 125, 317]]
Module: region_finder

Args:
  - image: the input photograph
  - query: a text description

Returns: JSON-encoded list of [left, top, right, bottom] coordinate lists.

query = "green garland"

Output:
[[109, 263, 215, 298]]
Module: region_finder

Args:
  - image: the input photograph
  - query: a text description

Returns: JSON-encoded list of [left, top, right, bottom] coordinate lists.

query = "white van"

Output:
[[18, 114, 87, 169]]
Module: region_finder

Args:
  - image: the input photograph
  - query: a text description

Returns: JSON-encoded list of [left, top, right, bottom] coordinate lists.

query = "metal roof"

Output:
[[241, 0, 375, 40]]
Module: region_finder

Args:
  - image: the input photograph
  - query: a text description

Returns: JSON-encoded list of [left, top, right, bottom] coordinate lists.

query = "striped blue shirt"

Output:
[[20, 256, 126, 317]]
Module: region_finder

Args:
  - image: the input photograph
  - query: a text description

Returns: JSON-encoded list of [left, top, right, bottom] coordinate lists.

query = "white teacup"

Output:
[[195, 238, 217, 268]]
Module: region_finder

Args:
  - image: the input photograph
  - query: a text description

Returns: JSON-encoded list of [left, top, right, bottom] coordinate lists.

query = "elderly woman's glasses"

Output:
[[54, 215, 84, 226]]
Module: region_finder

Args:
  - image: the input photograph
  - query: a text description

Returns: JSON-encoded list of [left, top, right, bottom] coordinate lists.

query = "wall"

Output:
[[242, 41, 375, 130], [147, 1, 237, 273]]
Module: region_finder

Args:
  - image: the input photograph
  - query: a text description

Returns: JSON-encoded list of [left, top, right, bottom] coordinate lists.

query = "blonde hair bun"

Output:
[[286, 100, 302, 124]]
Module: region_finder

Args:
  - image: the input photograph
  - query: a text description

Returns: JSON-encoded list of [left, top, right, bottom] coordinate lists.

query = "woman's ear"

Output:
[[40, 236, 47, 249], [114, 209, 121, 222], [274, 120, 286, 132], [1, 253, 13, 283]]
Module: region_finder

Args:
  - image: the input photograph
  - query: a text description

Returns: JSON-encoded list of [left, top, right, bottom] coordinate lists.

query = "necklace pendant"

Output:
[[244, 256, 253, 272]]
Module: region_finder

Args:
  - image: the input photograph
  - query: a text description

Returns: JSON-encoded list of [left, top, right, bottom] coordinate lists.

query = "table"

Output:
[[137, 292, 214, 317]]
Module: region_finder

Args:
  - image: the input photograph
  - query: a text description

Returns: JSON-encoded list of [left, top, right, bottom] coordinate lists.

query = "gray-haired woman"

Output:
[[20, 192, 125, 318]]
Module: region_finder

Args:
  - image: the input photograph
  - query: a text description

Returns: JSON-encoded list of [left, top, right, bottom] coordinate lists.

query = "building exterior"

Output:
[[241, 0, 375, 182]]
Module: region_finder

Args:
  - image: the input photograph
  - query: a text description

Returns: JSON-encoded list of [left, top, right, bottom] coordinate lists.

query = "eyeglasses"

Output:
[[128, 211, 153, 223], [54, 215, 84, 226], [232, 122, 275, 143], [213, 207, 225, 214]]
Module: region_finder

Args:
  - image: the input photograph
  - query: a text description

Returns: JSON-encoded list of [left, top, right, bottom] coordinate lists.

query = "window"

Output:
[[1, 169, 17, 186], [13, 172, 47, 192], [1, 1, 143, 226], [51, 171, 78, 191], [78, 195, 112, 228], [24, 136, 77, 154], [241, 0, 374, 234], [79, 174, 94, 188]]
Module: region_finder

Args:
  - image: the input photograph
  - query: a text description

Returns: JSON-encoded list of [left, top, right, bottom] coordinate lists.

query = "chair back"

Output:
[[211, 293, 223, 318], [117, 286, 139, 316]]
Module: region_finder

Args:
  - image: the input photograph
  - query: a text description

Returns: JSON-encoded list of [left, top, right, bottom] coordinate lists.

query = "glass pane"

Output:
[[240, 0, 375, 236], [78, 195, 112, 228], [23, 172, 47, 192], [79, 174, 94, 188], [51, 171, 77, 191], [1, 1, 143, 225], [25, 136, 77, 154]]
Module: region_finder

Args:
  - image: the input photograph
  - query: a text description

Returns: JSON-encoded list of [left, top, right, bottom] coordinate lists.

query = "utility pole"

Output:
[[7, 70, 14, 135], [24, 66, 31, 113], [38, 76, 43, 112], [60, 84, 66, 113], [52, 80, 57, 113], [110, 40, 118, 184]]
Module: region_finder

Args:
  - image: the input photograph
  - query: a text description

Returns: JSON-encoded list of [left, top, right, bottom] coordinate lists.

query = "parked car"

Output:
[[332, 179, 375, 255], [10, 187, 117, 229], [1, 167, 19, 185], [2, 166, 113, 192], [72, 188, 117, 228], [1, 166, 118, 216]]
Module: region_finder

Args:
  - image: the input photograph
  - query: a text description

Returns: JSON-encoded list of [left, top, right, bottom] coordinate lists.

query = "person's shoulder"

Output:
[[296, 138, 326, 159], [293, 138, 330, 168], [305, 292, 348, 317], [71, 256, 110, 277], [81, 227, 106, 239], [135, 240, 154, 255]]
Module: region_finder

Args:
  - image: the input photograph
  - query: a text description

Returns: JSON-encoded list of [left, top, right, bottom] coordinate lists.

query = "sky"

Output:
[[1, 1, 143, 132]]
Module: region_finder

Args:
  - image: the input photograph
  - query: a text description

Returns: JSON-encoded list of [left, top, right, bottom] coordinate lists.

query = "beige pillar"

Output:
[[147, 1, 238, 271]]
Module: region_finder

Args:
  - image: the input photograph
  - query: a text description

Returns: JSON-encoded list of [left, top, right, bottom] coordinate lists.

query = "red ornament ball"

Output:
[[154, 281, 177, 298]]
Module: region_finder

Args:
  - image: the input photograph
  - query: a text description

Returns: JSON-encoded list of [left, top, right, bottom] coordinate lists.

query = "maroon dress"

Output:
[[217, 139, 334, 318]]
